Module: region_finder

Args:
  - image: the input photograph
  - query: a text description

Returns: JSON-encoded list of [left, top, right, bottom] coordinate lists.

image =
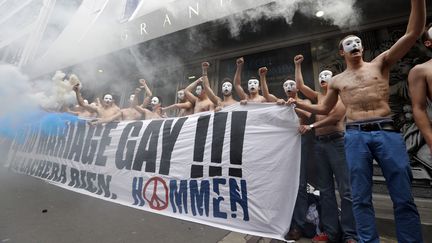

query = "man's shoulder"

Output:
[[409, 62, 431, 79]]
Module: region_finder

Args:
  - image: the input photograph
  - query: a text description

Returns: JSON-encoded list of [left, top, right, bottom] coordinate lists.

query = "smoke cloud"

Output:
[[221, 0, 360, 37]]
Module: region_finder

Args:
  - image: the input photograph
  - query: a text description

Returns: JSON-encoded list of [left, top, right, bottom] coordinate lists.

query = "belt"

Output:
[[316, 132, 345, 141], [345, 121, 398, 132]]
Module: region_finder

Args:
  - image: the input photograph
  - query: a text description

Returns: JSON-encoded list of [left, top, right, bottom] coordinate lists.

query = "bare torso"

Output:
[[315, 93, 345, 136], [194, 98, 214, 113], [415, 60, 432, 100], [121, 107, 143, 120], [97, 105, 121, 120], [247, 93, 267, 103], [332, 61, 391, 122], [178, 101, 194, 117], [222, 96, 237, 107]]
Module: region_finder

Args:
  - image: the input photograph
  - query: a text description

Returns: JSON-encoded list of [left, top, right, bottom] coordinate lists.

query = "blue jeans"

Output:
[[315, 133, 358, 242], [344, 129, 423, 243], [291, 136, 312, 231]]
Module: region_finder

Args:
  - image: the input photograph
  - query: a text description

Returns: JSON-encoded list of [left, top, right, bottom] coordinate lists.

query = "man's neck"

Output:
[[198, 94, 208, 101], [249, 92, 260, 99], [346, 58, 364, 70], [223, 95, 234, 101], [322, 87, 328, 96]]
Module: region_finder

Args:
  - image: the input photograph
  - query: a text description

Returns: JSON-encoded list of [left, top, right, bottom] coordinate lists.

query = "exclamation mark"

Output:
[[229, 111, 247, 177], [209, 112, 228, 177], [191, 115, 210, 178]]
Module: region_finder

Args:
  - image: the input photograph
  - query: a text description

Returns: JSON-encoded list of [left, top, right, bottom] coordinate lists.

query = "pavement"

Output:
[[1, 164, 430, 243]]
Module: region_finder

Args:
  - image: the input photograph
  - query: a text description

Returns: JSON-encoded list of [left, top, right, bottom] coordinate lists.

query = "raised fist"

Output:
[[258, 67, 268, 76], [294, 55, 304, 64], [202, 62, 210, 69], [236, 57, 244, 66], [72, 84, 80, 92], [139, 79, 147, 86]]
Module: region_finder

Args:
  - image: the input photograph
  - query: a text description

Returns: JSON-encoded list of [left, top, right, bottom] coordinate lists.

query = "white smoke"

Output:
[[222, 0, 360, 37], [0, 64, 79, 115]]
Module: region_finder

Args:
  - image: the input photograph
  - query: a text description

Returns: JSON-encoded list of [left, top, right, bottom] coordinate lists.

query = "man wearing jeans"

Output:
[[288, 0, 425, 242], [295, 55, 357, 243]]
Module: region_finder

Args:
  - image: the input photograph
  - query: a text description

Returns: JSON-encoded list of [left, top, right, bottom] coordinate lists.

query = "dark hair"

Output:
[[421, 23, 432, 43], [221, 77, 232, 83], [338, 34, 359, 50], [154, 96, 163, 105], [102, 93, 114, 99]]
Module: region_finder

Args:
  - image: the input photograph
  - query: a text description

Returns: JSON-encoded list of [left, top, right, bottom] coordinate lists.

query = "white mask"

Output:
[[196, 86, 203, 96], [222, 82, 232, 95], [151, 97, 160, 105], [342, 36, 362, 53], [283, 80, 297, 93], [129, 94, 135, 102], [319, 70, 333, 83], [177, 90, 185, 100], [103, 94, 113, 104], [248, 79, 259, 92]]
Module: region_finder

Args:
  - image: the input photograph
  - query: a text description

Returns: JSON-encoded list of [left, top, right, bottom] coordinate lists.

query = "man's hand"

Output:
[[240, 99, 248, 105], [72, 84, 80, 92], [298, 124, 312, 134], [88, 119, 100, 126], [236, 57, 244, 66], [139, 79, 147, 88], [258, 67, 268, 77], [197, 77, 203, 84], [276, 99, 286, 105], [294, 55, 304, 65], [286, 97, 297, 106], [202, 62, 210, 70]]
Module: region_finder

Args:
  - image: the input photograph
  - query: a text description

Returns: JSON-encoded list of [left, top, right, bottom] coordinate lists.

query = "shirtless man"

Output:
[[200, 62, 237, 110], [234, 57, 267, 103], [294, 54, 357, 243], [162, 89, 194, 117], [408, 23, 432, 153], [65, 99, 96, 118], [259, 66, 316, 241], [73, 85, 120, 120], [133, 88, 164, 120], [185, 74, 214, 114], [288, 1, 425, 241]]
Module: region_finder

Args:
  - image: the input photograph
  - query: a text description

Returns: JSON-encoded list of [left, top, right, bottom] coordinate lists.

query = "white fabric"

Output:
[[6, 103, 300, 241]]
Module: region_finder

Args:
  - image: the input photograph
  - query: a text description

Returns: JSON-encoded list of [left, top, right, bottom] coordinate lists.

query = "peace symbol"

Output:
[[143, 177, 169, 210]]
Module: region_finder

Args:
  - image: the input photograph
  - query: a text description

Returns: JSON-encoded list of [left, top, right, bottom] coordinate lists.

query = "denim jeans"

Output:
[[315, 134, 358, 242], [291, 136, 312, 231], [345, 129, 423, 243]]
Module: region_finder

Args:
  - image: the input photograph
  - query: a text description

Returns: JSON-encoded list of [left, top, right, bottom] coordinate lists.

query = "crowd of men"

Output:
[[61, 0, 431, 242]]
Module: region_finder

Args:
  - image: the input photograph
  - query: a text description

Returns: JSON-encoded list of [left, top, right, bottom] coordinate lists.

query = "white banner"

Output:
[[5, 103, 301, 241]]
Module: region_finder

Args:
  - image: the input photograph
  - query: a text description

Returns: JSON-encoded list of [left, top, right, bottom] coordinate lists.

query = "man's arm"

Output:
[[409, 67, 432, 152], [73, 84, 98, 113], [90, 111, 122, 125], [289, 83, 339, 115], [163, 102, 193, 111], [294, 55, 318, 102], [298, 98, 345, 134], [201, 62, 222, 106], [294, 99, 312, 120], [234, 57, 247, 100], [185, 78, 201, 104], [259, 67, 278, 102], [380, 0, 425, 67], [139, 79, 152, 107]]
